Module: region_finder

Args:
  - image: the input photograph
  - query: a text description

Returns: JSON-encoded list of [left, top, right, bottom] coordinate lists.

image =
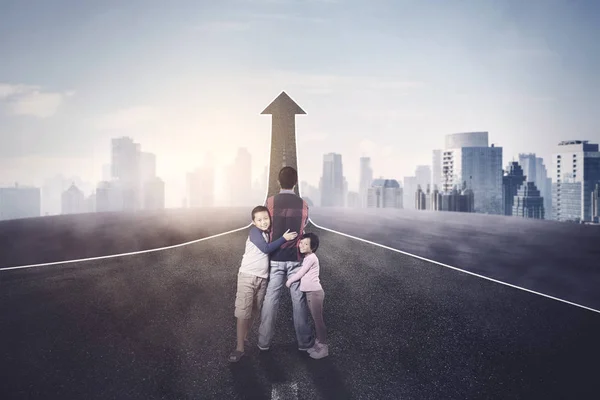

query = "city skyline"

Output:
[[1, 0, 599, 200]]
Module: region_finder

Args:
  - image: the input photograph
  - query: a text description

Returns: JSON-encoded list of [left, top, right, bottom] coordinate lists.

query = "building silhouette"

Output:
[[225, 148, 252, 206], [187, 165, 215, 208], [61, 183, 86, 214], [359, 157, 373, 208], [415, 184, 427, 210], [403, 176, 417, 210], [0, 183, 41, 220], [592, 183, 600, 223], [432, 149, 443, 191], [367, 179, 402, 208], [442, 132, 502, 214], [519, 153, 552, 218], [551, 140, 600, 222], [347, 191, 360, 208], [502, 162, 526, 216], [111, 137, 142, 211], [512, 182, 545, 219], [320, 153, 346, 207]]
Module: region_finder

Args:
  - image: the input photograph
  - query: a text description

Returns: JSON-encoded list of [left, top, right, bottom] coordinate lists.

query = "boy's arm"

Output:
[[249, 226, 286, 254], [286, 256, 314, 285]]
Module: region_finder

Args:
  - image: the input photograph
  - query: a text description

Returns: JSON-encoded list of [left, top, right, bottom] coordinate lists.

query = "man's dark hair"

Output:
[[302, 232, 319, 253], [251, 205, 269, 221], [278, 166, 298, 190]]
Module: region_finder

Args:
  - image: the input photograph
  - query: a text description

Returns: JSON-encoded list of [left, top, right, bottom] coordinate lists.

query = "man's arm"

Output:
[[249, 226, 286, 254]]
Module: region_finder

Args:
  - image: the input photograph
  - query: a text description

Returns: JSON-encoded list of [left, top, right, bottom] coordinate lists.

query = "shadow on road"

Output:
[[300, 355, 353, 400]]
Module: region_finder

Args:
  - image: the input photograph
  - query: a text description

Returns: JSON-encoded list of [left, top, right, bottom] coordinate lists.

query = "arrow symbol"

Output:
[[262, 91, 306, 199]]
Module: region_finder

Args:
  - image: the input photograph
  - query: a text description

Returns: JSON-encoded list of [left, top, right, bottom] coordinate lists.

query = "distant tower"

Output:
[[502, 162, 526, 216]]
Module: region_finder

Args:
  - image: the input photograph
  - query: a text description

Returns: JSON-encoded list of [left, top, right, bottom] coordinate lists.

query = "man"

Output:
[[257, 166, 313, 351]]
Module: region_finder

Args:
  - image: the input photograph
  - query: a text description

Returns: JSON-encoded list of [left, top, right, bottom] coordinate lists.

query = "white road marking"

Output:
[[0, 223, 251, 271], [309, 218, 600, 315]]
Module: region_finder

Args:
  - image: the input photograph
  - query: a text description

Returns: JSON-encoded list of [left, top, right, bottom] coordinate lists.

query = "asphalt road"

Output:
[[0, 208, 250, 268], [1, 224, 598, 399], [309, 207, 600, 311]]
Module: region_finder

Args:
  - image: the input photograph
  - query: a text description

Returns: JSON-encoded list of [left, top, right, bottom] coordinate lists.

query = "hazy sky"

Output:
[[1, 0, 599, 206]]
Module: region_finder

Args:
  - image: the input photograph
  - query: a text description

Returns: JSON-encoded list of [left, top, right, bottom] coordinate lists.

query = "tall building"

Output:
[[226, 148, 253, 206], [432, 150, 443, 190], [111, 137, 142, 211], [359, 157, 373, 208], [442, 132, 503, 214], [415, 165, 431, 194], [592, 183, 600, 223], [61, 183, 85, 214], [367, 179, 402, 208], [0, 183, 41, 220], [188, 166, 215, 208], [512, 182, 545, 219], [502, 162, 526, 216], [415, 185, 427, 210], [403, 176, 417, 210], [320, 153, 346, 207], [552, 140, 600, 222], [519, 153, 552, 218]]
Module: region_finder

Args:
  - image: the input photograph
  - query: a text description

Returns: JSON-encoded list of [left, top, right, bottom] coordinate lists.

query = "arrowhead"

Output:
[[261, 91, 306, 115]]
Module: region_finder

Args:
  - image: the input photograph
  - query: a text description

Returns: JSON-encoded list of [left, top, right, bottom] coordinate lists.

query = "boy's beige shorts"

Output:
[[234, 272, 267, 320]]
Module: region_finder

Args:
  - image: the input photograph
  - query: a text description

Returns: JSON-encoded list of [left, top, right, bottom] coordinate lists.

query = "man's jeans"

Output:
[[258, 261, 313, 349]]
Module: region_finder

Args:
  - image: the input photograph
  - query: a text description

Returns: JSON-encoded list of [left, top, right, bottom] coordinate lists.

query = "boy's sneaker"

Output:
[[309, 343, 329, 359], [257, 344, 270, 351]]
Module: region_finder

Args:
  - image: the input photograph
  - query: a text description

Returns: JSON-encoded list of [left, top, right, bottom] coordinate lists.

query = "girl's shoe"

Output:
[[307, 340, 322, 355], [309, 343, 329, 359]]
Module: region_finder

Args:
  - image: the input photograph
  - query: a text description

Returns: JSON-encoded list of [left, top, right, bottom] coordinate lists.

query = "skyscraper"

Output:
[[226, 148, 253, 206], [502, 162, 526, 216], [359, 157, 373, 208], [552, 140, 600, 222], [111, 137, 142, 211], [512, 182, 545, 219], [320, 153, 346, 207], [432, 150, 443, 190], [442, 132, 503, 214], [519, 153, 552, 218]]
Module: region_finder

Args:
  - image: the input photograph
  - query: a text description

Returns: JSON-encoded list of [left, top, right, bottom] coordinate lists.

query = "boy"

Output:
[[228, 205, 297, 362]]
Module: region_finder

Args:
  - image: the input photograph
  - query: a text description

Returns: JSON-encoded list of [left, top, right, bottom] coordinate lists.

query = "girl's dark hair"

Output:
[[301, 232, 319, 253], [251, 205, 269, 220]]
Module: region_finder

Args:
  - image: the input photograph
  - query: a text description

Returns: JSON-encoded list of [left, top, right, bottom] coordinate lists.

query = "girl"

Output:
[[285, 232, 328, 359]]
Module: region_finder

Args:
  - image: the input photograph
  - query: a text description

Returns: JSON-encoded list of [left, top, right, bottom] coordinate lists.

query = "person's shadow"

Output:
[[229, 356, 271, 400], [300, 354, 353, 399]]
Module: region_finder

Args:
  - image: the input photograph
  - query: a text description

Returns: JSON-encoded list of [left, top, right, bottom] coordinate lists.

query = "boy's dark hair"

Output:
[[251, 205, 269, 221], [301, 232, 319, 253], [278, 166, 298, 190]]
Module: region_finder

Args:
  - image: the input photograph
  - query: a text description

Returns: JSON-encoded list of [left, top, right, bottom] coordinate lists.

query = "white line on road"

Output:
[[0, 223, 252, 272], [309, 218, 600, 315]]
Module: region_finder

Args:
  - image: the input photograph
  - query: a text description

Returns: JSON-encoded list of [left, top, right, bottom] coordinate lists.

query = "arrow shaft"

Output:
[[267, 113, 299, 198]]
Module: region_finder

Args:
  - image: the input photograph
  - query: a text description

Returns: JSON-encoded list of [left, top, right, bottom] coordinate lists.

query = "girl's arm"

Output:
[[249, 227, 286, 254], [286, 256, 315, 287]]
